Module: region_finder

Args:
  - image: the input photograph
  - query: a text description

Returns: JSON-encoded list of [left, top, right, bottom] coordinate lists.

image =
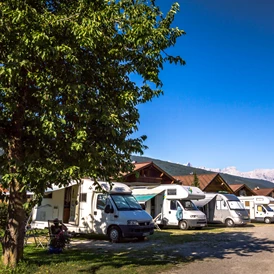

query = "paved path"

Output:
[[70, 224, 274, 274], [162, 225, 274, 274]]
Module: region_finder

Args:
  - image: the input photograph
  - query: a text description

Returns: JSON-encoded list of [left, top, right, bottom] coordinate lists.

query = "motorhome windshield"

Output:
[[264, 205, 274, 212], [228, 200, 245, 210], [111, 194, 142, 211], [179, 200, 199, 211]]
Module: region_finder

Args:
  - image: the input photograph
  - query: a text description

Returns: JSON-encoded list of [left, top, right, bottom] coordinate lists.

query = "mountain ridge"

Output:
[[131, 155, 274, 190]]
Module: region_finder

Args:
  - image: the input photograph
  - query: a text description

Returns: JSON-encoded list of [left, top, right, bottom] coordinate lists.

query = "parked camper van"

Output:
[[238, 196, 274, 224], [31, 179, 154, 242], [132, 184, 207, 230], [193, 193, 250, 227]]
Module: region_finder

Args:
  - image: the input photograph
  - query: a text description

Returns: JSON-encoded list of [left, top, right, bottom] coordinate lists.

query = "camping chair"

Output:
[[24, 211, 47, 248], [48, 219, 71, 251], [153, 213, 162, 230]]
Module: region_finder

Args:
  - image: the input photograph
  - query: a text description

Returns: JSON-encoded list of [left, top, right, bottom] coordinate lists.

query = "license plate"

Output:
[[143, 232, 150, 236]]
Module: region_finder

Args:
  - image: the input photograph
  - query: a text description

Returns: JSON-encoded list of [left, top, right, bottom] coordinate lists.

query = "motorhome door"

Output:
[[92, 194, 115, 234], [215, 198, 229, 222], [163, 200, 180, 225]]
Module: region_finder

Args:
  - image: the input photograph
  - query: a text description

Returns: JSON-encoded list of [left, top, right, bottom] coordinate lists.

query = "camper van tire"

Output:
[[225, 218, 235, 227], [108, 226, 121, 243], [264, 217, 271, 224], [179, 220, 189, 230]]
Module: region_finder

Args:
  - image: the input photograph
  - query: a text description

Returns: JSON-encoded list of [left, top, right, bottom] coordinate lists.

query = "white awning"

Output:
[[132, 188, 164, 203], [192, 194, 217, 207]]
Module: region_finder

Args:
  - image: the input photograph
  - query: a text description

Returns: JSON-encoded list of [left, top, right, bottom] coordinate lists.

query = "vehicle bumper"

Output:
[[187, 219, 207, 228], [119, 223, 154, 238], [233, 216, 250, 225]]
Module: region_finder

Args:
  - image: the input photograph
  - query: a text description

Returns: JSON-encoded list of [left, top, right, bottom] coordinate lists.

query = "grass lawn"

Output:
[[0, 223, 262, 274]]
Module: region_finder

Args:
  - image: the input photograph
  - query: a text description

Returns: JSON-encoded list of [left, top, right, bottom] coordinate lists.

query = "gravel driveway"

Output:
[[70, 224, 274, 274]]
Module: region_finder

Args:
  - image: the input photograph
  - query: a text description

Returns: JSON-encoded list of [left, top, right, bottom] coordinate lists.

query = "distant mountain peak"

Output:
[[203, 166, 274, 183]]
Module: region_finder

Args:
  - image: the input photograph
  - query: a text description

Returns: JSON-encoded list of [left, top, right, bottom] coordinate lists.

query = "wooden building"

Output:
[[229, 184, 257, 196], [253, 187, 274, 197], [173, 173, 234, 194], [122, 161, 176, 187]]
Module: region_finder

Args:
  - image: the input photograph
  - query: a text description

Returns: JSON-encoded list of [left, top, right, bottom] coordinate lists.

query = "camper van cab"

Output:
[[193, 193, 250, 227], [239, 196, 274, 224], [132, 185, 207, 230], [31, 180, 154, 242]]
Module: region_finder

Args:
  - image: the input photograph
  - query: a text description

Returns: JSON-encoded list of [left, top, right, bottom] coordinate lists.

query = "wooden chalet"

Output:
[[122, 161, 176, 187], [173, 173, 234, 194], [253, 187, 274, 197], [229, 184, 257, 196]]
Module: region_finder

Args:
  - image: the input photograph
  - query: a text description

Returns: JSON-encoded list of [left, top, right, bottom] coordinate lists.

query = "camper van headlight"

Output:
[[236, 212, 242, 216], [127, 220, 139, 225]]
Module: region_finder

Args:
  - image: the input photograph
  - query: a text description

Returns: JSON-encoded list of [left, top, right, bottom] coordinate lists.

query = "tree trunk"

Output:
[[2, 87, 27, 267], [1, 179, 27, 268]]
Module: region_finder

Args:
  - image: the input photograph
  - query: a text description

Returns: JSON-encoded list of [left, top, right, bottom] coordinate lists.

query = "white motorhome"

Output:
[[238, 196, 274, 224], [193, 193, 250, 227], [31, 179, 154, 242], [132, 184, 207, 230]]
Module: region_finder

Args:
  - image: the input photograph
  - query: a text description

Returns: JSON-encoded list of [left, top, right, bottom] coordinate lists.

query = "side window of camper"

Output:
[[216, 201, 221, 210], [170, 200, 177, 210], [257, 206, 265, 213], [97, 194, 107, 210], [221, 201, 227, 209]]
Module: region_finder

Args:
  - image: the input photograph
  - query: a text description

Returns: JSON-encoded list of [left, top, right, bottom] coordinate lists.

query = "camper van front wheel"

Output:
[[225, 218, 235, 227], [108, 226, 121, 243], [179, 220, 189, 230], [264, 218, 271, 224]]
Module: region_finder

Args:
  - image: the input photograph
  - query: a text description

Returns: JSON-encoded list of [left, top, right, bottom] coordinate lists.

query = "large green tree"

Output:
[[0, 0, 185, 267]]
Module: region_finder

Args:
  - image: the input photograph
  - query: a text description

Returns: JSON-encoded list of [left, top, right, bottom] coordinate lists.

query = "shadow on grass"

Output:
[[1, 225, 274, 273]]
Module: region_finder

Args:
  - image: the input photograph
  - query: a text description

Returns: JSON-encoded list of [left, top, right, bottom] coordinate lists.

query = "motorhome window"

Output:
[[257, 205, 264, 212], [167, 189, 177, 196], [79, 193, 87, 202], [97, 194, 107, 210], [228, 201, 245, 210], [179, 200, 198, 211], [43, 192, 52, 199], [264, 205, 273, 212], [170, 200, 177, 210], [216, 201, 221, 210], [111, 194, 142, 211]]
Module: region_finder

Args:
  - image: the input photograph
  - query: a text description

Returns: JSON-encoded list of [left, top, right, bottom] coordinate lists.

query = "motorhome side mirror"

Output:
[[104, 204, 114, 214]]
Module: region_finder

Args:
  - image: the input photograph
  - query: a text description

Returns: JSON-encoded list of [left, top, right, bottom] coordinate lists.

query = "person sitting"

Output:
[[50, 218, 69, 250], [51, 218, 68, 235]]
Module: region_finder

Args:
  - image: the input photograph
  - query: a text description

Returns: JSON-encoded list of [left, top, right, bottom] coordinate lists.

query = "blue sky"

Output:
[[132, 0, 274, 172]]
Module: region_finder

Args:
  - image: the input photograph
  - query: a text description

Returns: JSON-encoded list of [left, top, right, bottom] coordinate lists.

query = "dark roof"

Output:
[[131, 155, 274, 190], [131, 156, 212, 176]]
